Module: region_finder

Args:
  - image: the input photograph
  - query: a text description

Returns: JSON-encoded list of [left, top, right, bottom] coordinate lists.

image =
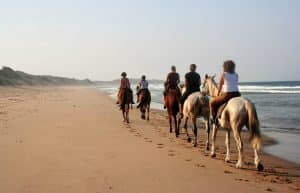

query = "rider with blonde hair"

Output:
[[210, 60, 241, 123]]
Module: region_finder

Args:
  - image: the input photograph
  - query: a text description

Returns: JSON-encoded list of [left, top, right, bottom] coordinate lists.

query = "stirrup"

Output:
[[179, 112, 183, 119], [211, 118, 219, 127]]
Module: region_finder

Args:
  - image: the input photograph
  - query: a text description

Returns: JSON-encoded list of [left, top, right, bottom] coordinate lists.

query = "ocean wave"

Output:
[[239, 85, 300, 90], [240, 89, 300, 94], [97, 83, 300, 94]]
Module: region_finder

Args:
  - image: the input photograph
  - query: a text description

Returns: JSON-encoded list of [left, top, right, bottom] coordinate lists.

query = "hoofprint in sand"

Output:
[[0, 86, 299, 193]]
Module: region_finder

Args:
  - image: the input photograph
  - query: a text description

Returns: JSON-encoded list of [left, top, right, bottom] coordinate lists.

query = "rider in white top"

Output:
[[137, 75, 150, 104], [209, 60, 241, 123], [138, 79, 149, 89], [222, 72, 239, 93]]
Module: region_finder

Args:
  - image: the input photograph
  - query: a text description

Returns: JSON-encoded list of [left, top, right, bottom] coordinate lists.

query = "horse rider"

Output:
[[209, 60, 241, 124], [163, 65, 180, 109], [136, 75, 150, 108], [179, 64, 201, 118], [117, 72, 134, 108]]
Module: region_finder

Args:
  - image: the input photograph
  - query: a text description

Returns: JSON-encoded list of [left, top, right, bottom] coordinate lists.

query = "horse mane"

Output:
[[207, 76, 218, 97]]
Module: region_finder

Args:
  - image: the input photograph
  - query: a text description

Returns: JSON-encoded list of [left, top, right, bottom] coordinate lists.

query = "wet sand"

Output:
[[0, 86, 299, 193]]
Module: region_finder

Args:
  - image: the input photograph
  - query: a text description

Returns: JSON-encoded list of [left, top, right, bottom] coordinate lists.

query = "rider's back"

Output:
[[223, 72, 239, 93]]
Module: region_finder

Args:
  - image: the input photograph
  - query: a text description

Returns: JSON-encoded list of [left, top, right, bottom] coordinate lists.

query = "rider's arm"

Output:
[[217, 73, 225, 96], [119, 79, 122, 89], [199, 75, 201, 87], [185, 78, 188, 88]]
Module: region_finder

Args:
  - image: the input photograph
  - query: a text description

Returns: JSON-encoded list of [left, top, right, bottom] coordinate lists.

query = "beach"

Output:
[[0, 86, 299, 193]]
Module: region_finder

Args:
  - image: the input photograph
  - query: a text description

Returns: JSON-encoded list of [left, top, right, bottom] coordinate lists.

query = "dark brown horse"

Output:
[[137, 89, 151, 120], [119, 88, 133, 123], [165, 88, 181, 134]]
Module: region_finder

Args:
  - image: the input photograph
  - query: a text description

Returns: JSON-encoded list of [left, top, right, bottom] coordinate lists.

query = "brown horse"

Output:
[[137, 89, 151, 120], [119, 88, 133, 123], [165, 88, 181, 134]]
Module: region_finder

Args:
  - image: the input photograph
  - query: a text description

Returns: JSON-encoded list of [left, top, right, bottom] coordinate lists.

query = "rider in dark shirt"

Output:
[[180, 64, 201, 117], [163, 66, 180, 108]]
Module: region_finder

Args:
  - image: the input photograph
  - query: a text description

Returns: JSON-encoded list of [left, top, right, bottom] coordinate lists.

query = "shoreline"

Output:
[[0, 86, 299, 193]]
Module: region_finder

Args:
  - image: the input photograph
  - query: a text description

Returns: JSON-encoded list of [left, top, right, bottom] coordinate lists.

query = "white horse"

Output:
[[202, 75, 263, 170], [177, 86, 211, 149]]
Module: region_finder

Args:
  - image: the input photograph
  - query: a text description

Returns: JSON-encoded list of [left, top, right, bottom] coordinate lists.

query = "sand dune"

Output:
[[0, 86, 299, 193]]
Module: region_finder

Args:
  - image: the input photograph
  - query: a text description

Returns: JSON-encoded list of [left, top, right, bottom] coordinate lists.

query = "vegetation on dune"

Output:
[[0, 66, 93, 86]]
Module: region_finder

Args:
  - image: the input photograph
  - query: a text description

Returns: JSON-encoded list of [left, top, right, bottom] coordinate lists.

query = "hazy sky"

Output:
[[1, 0, 299, 81]]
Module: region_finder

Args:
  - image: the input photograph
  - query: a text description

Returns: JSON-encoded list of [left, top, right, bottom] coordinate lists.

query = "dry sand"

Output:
[[0, 86, 299, 193]]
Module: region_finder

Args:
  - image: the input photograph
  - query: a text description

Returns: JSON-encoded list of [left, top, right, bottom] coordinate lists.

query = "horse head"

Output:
[[179, 84, 186, 95], [202, 74, 217, 96]]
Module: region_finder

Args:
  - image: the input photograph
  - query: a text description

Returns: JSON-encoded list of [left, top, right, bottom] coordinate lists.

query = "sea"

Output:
[[96, 80, 300, 164]]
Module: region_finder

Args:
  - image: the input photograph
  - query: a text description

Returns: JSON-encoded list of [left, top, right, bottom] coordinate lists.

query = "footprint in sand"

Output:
[[235, 178, 249, 182], [134, 133, 142, 137], [266, 188, 273, 192], [168, 153, 175, 157], [224, 170, 233, 174], [195, 163, 206, 168], [156, 143, 164, 149], [185, 159, 192, 162], [144, 138, 153, 143]]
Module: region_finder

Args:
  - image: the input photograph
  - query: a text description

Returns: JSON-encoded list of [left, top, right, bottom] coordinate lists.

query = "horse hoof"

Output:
[[235, 162, 243, 169], [225, 157, 230, 163], [187, 138, 192, 143], [206, 146, 210, 151], [257, 163, 264, 171], [210, 153, 216, 158], [175, 133, 179, 138], [193, 143, 197, 147]]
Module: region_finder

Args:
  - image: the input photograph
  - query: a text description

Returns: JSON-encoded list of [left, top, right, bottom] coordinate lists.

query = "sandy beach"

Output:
[[0, 86, 299, 193]]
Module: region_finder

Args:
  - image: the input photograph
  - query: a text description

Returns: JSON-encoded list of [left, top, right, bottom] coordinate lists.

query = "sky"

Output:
[[0, 0, 299, 81]]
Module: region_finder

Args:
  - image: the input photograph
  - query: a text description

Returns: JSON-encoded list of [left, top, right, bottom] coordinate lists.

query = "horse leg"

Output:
[[210, 124, 218, 157], [233, 129, 243, 169], [254, 145, 264, 171], [176, 116, 181, 137], [169, 115, 173, 133], [205, 118, 210, 151], [122, 111, 126, 122], [147, 104, 150, 121], [125, 104, 130, 123], [184, 117, 191, 143], [192, 117, 197, 147], [174, 115, 177, 135], [225, 129, 231, 162]]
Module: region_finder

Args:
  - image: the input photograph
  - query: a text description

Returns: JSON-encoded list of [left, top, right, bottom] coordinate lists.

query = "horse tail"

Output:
[[172, 100, 179, 116], [246, 101, 261, 150]]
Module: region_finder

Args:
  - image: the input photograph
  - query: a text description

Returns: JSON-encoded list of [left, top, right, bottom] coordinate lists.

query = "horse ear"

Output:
[[212, 74, 216, 80], [205, 74, 208, 79]]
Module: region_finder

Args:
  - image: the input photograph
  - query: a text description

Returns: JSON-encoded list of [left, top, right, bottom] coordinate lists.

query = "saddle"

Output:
[[119, 88, 133, 110], [167, 87, 181, 98], [216, 102, 228, 119]]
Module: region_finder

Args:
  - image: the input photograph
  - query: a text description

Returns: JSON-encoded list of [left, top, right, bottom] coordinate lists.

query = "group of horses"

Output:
[[122, 75, 264, 171]]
